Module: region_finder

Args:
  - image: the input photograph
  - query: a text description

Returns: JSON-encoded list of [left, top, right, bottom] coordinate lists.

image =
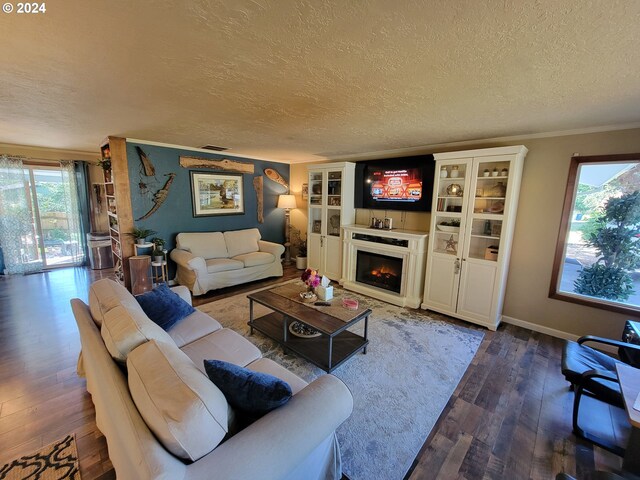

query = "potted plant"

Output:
[[127, 227, 156, 245], [295, 238, 307, 270], [151, 237, 165, 263]]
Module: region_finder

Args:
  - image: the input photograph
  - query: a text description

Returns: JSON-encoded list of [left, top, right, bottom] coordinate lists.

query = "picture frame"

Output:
[[312, 220, 321, 233], [301, 183, 308, 200], [491, 222, 502, 237], [190, 171, 244, 217]]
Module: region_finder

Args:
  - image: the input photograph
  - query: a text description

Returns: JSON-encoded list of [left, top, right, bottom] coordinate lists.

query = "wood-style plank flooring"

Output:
[[0, 266, 625, 479]]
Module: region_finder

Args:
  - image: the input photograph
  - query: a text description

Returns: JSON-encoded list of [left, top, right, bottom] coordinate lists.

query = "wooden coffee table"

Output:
[[247, 286, 371, 373]]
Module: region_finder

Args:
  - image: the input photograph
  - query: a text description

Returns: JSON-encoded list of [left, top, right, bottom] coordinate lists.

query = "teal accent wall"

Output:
[[125, 141, 289, 278]]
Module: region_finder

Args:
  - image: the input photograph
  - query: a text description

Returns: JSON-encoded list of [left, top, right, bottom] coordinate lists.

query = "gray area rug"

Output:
[[199, 281, 484, 480]]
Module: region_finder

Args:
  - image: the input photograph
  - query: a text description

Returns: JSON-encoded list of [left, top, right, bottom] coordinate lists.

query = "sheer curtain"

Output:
[[0, 155, 43, 274], [60, 160, 86, 266]]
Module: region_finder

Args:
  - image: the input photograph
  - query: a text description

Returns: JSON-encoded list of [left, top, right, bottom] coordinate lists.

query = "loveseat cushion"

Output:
[[206, 258, 244, 274], [128, 340, 229, 462], [167, 309, 223, 348], [204, 359, 292, 417], [89, 278, 133, 327], [181, 329, 261, 372], [232, 251, 274, 268], [177, 232, 228, 260], [224, 228, 261, 258], [135, 283, 196, 331], [100, 297, 175, 363]]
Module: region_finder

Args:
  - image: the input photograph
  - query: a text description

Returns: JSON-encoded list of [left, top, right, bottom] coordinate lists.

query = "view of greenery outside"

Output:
[[36, 180, 71, 242], [562, 162, 640, 307]]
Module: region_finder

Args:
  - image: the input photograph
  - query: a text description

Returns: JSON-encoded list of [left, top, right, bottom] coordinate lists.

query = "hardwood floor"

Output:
[[0, 266, 624, 479]]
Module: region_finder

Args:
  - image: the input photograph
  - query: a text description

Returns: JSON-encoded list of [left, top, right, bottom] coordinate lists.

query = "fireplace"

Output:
[[356, 251, 402, 294], [342, 225, 428, 308]]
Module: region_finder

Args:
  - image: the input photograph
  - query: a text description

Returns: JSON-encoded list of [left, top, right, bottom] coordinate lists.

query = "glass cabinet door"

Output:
[[432, 162, 470, 256], [325, 170, 342, 237], [465, 159, 510, 262]]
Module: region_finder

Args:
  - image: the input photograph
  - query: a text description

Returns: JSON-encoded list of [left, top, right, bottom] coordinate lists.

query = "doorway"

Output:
[[24, 165, 84, 269]]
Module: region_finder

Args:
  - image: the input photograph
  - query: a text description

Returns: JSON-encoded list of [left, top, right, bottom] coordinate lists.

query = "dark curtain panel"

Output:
[[75, 161, 92, 266]]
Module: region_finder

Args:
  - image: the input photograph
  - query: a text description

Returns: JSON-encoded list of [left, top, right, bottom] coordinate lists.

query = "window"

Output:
[[550, 153, 640, 315]]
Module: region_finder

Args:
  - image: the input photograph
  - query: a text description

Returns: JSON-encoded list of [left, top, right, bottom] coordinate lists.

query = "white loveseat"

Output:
[[72, 278, 353, 480], [170, 228, 284, 295]]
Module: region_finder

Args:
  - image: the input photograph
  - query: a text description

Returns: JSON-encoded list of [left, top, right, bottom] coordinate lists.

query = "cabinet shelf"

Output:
[[470, 234, 500, 240], [477, 176, 508, 180]]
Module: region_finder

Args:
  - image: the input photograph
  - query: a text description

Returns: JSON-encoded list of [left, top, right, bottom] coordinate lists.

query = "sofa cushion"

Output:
[[206, 258, 244, 274], [167, 309, 222, 348], [89, 278, 133, 327], [135, 283, 196, 331], [181, 329, 261, 372], [204, 359, 292, 416], [100, 298, 175, 363], [232, 252, 274, 268], [128, 341, 229, 462], [224, 228, 261, 258], [177, 232, 228, 260], [246, 358, 308, 395]]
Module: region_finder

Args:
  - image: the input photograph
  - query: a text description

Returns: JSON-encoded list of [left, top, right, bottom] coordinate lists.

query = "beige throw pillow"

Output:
[[127, 340, 229, 461]]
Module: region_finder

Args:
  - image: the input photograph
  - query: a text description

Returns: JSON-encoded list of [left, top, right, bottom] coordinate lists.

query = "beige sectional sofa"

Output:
[[73, 278, 353, 480], [170, 228, 285, 295]]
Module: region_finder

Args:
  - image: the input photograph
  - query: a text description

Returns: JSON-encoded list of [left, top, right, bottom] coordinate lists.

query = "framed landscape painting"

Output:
[[190, 171, 244, 217]]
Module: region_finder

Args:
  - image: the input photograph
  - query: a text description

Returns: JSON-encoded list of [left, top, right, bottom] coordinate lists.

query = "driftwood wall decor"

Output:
[[264, 168, 288, 190], [136, 173, 176, 221], [179, 156, 255, 174], [253, 176, 264, 223], [135, 146, 156, 176]]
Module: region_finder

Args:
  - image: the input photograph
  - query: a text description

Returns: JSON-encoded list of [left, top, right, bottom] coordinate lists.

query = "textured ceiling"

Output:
[[1, 0, 639, 163]]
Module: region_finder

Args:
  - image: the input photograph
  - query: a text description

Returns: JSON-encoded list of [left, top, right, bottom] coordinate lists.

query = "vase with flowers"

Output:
[[300, 268, 320, 302]]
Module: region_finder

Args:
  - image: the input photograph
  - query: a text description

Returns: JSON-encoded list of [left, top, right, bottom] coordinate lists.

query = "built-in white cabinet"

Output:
[[307, 162, 355, 281], [421, 146, 528, 330]]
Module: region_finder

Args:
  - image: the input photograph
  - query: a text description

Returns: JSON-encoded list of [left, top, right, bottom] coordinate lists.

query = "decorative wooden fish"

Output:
[[253, 176, 264, 223], [179, 156, 254, 174], [136, 173, 176, 220], [135, 146, 156, 176], [264, 168, 288, 189]]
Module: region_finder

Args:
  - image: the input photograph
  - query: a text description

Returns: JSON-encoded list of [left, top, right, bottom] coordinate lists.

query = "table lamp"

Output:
[[277, 194, 297, 264]]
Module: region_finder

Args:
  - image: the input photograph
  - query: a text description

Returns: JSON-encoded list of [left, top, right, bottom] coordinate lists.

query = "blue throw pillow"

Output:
[[135, 283, 195, 331], [203, 359, 292, 416]]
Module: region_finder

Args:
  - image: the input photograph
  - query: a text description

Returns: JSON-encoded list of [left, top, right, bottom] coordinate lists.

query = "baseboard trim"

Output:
[[501, 315, 618, 354]]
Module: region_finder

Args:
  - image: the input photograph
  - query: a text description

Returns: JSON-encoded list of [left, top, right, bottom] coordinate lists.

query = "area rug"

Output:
[[0, 434, 80, 480], [199, 281, 484, 480]]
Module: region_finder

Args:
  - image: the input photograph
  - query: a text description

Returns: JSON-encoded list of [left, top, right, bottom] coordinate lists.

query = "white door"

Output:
[[323, 235, 342, 280], [457, 259, 498, 324], [307, 233, 322, 271], [424, 254, 460, 314]]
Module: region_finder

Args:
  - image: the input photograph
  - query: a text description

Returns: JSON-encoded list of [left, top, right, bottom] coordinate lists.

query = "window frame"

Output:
[[549, 152, 640, 315]]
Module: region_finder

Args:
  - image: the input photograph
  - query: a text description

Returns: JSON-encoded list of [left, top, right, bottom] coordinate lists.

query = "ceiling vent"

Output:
[[199, 144, 229, 151]]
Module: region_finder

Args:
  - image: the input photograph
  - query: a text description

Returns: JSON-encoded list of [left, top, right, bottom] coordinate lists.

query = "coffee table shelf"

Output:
[[247, 289, 370, 373]]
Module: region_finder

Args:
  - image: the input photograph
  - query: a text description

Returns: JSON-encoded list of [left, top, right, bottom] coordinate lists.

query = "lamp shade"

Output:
[[277, 194, 297, 209]]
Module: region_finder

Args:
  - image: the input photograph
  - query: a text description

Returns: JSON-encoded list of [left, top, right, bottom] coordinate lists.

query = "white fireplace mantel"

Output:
[[341, 225, 429, 308]]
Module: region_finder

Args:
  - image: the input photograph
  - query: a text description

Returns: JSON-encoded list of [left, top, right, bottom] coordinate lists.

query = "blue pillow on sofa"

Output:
[[203, 359, 292, 416], [135, 283, 195, 331]]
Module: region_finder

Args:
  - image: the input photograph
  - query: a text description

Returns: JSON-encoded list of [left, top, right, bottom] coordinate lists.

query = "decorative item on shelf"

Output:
[[492, 167, 499, 177], [288, 322, 321, 338], [483, 168, 490, 177], [484, 220, 492, 235], [489, 182, 507, 197], [312, 182, 322, 194], [97, 157, 111, 171], [437, 220, 460, 233], [329, 214, 340, 235], [150, 237, 165, 263], [439, 166, 448, 178], [475, 187, 484, 197], [450, 165, 459, 178], [488, 201, 505, 213], [312, 220, 321, 233], [484, 245, 499, 261], [277, 194, 297, 264], [501, 168, 509, 176], [127, 227, 157, 245], [383, 217, 393, 230], [444, 235, 458, 253], [446, 183, 463, 196]]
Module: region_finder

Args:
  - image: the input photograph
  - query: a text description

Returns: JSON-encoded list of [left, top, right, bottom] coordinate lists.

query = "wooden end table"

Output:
[[247, 288, 370, 373]]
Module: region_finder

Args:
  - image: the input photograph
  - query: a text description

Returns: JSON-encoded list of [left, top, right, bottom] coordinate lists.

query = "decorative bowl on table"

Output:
[[299, 291, 317, 303], [289, 321, 321, 338]]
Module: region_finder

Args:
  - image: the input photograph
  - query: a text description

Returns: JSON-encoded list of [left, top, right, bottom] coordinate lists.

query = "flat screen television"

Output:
[[355, 155, 435, 212]]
